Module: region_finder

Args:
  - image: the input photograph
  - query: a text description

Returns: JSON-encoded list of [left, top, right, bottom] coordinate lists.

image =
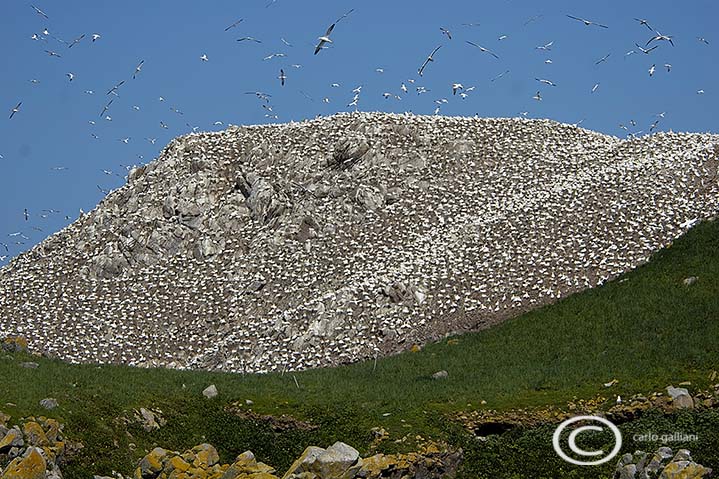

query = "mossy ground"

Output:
[[2, 220, 718, 478]]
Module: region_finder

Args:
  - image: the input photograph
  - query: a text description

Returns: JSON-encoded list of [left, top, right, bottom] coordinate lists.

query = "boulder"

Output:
[[138, 408, 159, 432], [666, 386, 694, 409], [281, 446, 324, 478], [1, 336, 28, 353], [221, 451, 278, 479], [0, 428, 24, 452], [39, 399, 58, 410], [614, 447, 712, 479], [203, 385, 218, 399], [1, 447, 46, 479], [312, 442, 361, 479], [138, 447, 167, 477]]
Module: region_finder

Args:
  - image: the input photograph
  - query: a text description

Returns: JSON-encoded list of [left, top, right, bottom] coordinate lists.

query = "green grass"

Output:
[[1, 220, 719, 478]]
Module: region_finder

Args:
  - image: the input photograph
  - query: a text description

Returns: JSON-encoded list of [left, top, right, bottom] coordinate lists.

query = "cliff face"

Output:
[[1, 112, 717, 373]]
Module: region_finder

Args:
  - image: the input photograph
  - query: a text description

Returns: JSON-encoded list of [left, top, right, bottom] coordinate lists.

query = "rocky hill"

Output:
[[1, 112, 717, 373]]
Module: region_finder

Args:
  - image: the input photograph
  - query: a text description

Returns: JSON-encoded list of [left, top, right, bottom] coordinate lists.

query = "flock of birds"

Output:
[[0, 3, 715, 265]]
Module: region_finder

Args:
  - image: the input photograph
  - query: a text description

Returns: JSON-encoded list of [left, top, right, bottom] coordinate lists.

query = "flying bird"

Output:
[[67, 34, 85, 48], [566, 15, 608, 28], [31, 4, 48, 19], [491, 70, 510, 82], [524, 15, 542, 26], [591, 83, 600, 93], [697, 37, 710, 45], [314, 8, 354, 55], [278, 68, 286, 86], [200, 53, 209, 62], [634, 43, 658, 54], [535, 78, 556, 87], [24, 209, 29, 221], [107, 80, 125, 95], [634, 18, 654, 31], [595, 53, 611, 65], [224, 18, 243, 31], [535, 41, 553, 51], [648, 64, 656, 77], [466, 41, 499, 59], [92, 33, 101, 42], [133, 60, 144, 79], [418, 45, 442, 76], [44, 50, 62, 58], [100, 99, 113, 117], [452, 83, 463, 95], [533, 91, 542, 101], [647, 33, 674, 47], [9, 102, 22, 119], [66, 72, 74, 82], [440, 27, 452, 40], [237, 37, 262, 43]]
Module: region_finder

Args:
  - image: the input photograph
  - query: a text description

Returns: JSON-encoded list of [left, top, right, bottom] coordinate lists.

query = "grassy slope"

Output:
[[1, 220, 718, 478]]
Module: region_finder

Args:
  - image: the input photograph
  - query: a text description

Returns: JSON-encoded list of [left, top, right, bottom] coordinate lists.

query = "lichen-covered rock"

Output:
[[21, 423, 49, 447], [1, 336, 28, 353], [281, 447, 325, 479], [221, 451, 278, 479], [1, 447, 46, 479], [138, 447, 168, 478], [186, 444, 219, 469], [0, 428, 24, 452], [614, 447, 712, 479]]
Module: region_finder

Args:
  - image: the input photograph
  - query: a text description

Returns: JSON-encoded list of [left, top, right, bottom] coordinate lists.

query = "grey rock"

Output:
[[20, 362, 39, 369], [432, 370, 449, 380], [666, 386, 694, 409], [312, 441, 361, 479], [202, 384, 218, 399], [40, 398, 58, 410]]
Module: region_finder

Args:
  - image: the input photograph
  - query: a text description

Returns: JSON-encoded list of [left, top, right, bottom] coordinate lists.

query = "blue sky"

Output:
[[0, 0, 717, 262]]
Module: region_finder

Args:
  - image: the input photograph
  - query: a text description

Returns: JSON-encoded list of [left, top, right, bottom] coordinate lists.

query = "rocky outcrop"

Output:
[[1, 112, 718, 373], [1, 337, 28, 354], [614, 448, 712, 478], [0, 415, 74, 479], [131, 441, 461, 479]]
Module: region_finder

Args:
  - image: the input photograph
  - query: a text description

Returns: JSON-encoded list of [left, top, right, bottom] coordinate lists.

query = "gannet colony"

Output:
[[1, 112, 717, 373]]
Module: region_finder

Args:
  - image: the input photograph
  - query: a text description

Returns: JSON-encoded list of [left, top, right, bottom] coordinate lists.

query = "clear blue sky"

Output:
[[1, 0, 717, 262]]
